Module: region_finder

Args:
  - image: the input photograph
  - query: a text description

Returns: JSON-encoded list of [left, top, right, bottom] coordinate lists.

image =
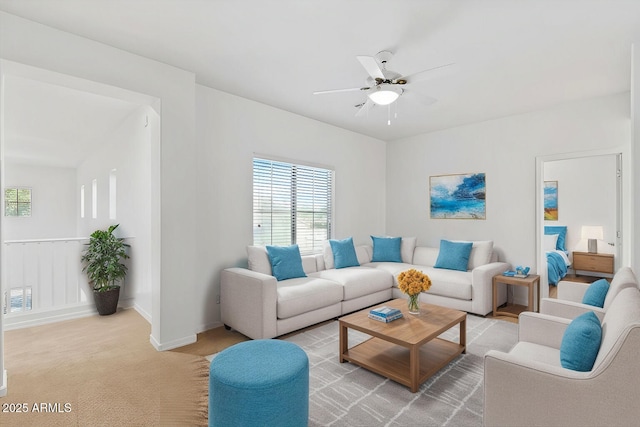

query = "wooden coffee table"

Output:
[[339, 298, 466, 392]]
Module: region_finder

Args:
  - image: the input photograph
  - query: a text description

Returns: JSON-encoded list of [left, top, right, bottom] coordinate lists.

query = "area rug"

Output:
[[210, 315, 517, 427]]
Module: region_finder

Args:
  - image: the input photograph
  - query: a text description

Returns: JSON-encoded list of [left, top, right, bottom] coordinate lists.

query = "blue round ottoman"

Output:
[[209, 339, 309, 427]]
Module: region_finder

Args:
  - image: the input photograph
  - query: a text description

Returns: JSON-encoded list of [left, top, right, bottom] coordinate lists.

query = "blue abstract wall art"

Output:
[[544, 181, 558, 221], [430, 173, 486, 219]]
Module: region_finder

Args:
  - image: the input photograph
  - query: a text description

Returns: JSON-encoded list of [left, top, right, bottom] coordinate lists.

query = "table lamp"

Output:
[[581, 225, 603, 253]]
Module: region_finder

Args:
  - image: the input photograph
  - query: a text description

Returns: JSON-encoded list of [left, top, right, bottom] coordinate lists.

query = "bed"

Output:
[[544, 226, 570, 285]]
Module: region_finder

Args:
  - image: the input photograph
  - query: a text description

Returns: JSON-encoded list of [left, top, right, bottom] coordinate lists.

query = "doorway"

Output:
[[0, 61, 161, 322], [536, 148, 628, 299]]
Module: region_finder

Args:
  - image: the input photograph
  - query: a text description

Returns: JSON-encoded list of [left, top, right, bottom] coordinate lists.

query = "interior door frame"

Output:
[[536, 146, 629, 298]]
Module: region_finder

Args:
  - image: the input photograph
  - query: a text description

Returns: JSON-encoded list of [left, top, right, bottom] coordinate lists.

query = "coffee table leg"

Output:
[[339, 321, 347, 363], [460, 317, 467, 354], [410, 345, 419, 392]]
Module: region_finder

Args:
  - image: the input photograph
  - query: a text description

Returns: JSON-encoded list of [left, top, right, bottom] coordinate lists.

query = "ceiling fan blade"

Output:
[[355, 99, 375, 117], [313, 87, 369, 95], [398, 63, 458, 84], [356, 55, 385, 80]]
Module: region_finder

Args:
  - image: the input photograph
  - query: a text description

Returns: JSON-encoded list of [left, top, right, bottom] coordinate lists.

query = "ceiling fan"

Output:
[[313, 51, 456, 118]]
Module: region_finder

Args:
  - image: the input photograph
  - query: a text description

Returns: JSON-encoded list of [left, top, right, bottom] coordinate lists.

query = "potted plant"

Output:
[[81, 224, 130, 315]]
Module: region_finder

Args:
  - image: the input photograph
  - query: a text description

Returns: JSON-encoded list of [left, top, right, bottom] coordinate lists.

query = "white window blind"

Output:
[[253, 157, 332, 254]]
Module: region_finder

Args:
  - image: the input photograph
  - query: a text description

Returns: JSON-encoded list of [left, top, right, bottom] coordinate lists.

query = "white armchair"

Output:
[[484, 286, 640, 426], [540, 266, 638, 321]]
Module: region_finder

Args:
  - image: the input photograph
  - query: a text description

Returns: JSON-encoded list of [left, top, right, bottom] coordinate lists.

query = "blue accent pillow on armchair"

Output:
[[371, 236, 402, 262], [434, 240, 473, 271], [560, 311, 602, 371], [266, 244, 307, 281], [582, 278, 610, 308], [329, 237, 360, 269]]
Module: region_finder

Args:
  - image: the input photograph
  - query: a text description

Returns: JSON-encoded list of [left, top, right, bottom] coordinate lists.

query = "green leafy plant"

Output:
[[81, 224, 130, 292]]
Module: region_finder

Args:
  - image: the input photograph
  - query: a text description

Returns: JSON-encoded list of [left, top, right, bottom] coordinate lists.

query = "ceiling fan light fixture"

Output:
[[368, 85, 401, 105]]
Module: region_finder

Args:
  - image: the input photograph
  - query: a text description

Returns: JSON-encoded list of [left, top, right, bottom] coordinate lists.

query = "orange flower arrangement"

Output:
[[397, 269, 431, 295], [397, 269, 431, 314]]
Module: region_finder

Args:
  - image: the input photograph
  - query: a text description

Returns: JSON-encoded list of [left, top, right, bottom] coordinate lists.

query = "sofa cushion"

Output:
[[582, 279, 610, 308], [365, 262, 414, 277], [401, 237, 417, 264], [434, 240, 473, 271], [560, 311, 602, 372], [247, 245, 272, 275], [311, 267, 392, 300], [406, 267, 473, 300], [371, 236, 402, 262], [329, 237, 360, 269], [412, 247, 439, 267], [467, 240, 494, 269], [266, 245, 307, 281], [276, 277, 344, 319]]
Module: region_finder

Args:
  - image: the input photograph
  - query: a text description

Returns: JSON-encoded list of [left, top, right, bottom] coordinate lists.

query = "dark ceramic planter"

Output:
[[93, 287, 120, 316]]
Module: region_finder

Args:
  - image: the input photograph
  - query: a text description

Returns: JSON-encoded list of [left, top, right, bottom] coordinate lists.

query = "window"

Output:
[[9, 287, 32, 313], [4, 188, 32, 217], [109, 169, 117, 220], [253, 157, 333, 254], [80, 185, 85, 218], [92, 179, 98, 219]]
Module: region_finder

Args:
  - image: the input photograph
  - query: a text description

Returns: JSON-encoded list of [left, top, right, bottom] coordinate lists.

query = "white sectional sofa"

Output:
[[221, 238, 510, 340]]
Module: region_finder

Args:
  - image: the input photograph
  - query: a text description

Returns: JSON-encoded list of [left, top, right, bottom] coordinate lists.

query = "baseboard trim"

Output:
[[150, 333, 197, 351], [4, 304, 98, 330], [0, 370, 7, 397]]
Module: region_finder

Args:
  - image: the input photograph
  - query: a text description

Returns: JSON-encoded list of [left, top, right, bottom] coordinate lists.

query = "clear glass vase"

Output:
[[407, 294, 420, 315]]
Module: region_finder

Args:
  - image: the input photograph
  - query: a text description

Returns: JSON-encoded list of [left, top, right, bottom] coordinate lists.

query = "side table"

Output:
[[492, 274, 541, 318]]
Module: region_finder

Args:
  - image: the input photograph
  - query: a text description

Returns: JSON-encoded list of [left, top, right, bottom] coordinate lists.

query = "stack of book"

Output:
[[368, 306, 403, 323]]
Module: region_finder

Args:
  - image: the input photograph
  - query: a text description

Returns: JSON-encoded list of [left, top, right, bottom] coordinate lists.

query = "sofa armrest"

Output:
[[470, 261, 511, 315], [540, 297, 605, 322], [556, 280, 590, 302], [484, 349, 588, 426], [220, 268, 278, 339], [518, 311, 571, 349]]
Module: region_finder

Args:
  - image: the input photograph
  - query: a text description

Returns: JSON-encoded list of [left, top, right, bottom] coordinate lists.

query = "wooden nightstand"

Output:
[[572, 252, 614, 275]]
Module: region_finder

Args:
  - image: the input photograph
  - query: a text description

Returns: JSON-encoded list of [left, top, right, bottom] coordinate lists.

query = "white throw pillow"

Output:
[[466, 240, 494, 270], [544, 234, 559, 252], [322, 240, 334, 270], [247, 245, 272, 275], [401, 237, 417, 264]]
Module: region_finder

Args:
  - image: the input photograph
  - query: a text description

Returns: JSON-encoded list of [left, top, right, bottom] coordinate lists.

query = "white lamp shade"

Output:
[[581, 225, 604, 240], [367, 85, 401, 105]]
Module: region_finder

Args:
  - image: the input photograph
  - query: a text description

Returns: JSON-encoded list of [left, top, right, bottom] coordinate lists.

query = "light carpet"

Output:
[[3, 309, 209, 427], [209, 314, 517, 427]]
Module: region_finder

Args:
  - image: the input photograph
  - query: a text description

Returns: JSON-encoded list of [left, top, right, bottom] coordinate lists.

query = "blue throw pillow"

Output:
[[434, 240, 473, 271], [329, 237, 360, 269], [266, 245, 307, 281], [582, 278, 610, 308], [371, 236, 402, 263], [560, 311, 602, 372], [544, 226, 567, 251]]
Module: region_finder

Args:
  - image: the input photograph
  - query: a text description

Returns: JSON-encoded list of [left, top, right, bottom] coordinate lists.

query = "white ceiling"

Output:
[[2, 0, 640, 144], [3, 75, 142, 168]]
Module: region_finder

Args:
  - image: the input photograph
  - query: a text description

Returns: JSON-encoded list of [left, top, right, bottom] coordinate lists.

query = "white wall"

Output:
[[3, 163, 76, 240], [195, 85, 387, 331], [76, 105, 153, 318], [0, 11, 197, 351], [544, 156, 618, 259], [386, 93, 630, 274]]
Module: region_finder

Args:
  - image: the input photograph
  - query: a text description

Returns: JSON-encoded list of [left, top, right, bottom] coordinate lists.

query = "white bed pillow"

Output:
[[544, 234, 559, 252]]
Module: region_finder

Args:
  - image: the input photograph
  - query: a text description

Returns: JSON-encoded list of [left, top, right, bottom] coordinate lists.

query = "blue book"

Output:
[[368, 312, 403, 323], [370, 306, 402, 318]]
